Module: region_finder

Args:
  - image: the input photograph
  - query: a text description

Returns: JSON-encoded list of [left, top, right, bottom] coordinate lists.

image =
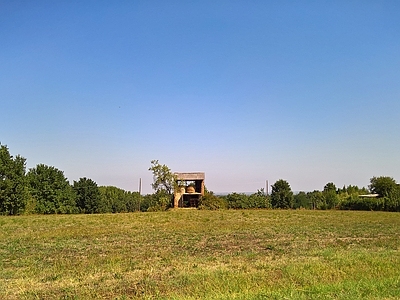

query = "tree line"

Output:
[[200, 178, 400, 212], [0, 144, 160, 215], [149, 161, 400, 212], [1, 145, 399, 215]]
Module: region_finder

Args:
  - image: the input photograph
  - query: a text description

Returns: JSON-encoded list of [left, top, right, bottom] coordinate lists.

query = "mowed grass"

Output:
[[1, 210, 400, 299]]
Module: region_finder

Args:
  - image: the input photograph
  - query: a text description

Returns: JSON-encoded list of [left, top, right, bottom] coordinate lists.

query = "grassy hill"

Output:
[[1, 210, 399, 299]]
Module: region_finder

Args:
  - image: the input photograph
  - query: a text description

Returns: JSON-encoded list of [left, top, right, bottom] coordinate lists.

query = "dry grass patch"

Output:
[[1, 210, 400, 299]]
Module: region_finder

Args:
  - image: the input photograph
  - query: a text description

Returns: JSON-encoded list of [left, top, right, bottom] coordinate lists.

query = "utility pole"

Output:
[[138, 178, 142, 212]]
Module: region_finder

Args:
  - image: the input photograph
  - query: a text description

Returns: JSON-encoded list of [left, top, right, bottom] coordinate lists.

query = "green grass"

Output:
[[1, 210, 400, 299]]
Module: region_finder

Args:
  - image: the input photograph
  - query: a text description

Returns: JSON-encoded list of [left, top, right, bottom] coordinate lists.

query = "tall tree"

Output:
[[148, 160, 177, 195], [27, 164, 77, 214], [271, 179, 294, 209], [73, 177, 101, 213], [0, 144, 28, 215], [307, 190, 324, 210], [323, 182, 339, 209]]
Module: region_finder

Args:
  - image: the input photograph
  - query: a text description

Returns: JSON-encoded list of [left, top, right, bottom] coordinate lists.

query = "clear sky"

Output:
[[1, 1, 400, 194]]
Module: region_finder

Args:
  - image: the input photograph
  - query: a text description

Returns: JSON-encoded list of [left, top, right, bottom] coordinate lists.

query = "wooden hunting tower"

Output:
[[173, 172, 205, 208]]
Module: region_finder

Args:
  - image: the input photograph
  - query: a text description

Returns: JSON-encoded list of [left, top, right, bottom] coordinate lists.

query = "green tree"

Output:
[[248, 188, 271, 209], [338, 185, 369, 198], [323, 182, 339, 209], [226, 192, 249, 209], [98, 186, 142, 213], [337, 185, 372, 210], [293, 191, 310, 209], [383, 186, 400, 212], [147, 190, 171, 211], [323, 182, 336, 193], [0, 144, 28, 215], [270, 179, 294, 209], [139, 190, 171, 211], [27, 164, 77, 214], [98, 186, 127, 213], [369, 176, 397, 198], [73, 177, 101, 213], [125, 191, 142, 212], [307, 190, 324, 209], [148, 160, 177, 195], [198, 189, 228, 210], [339, 194, 385, 211], [369, 177, 400, 211]]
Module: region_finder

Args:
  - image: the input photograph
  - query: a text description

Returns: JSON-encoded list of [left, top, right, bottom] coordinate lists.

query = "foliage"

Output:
[[323, 182, 336, 193], [226, 192, 249, 209], [140, 193, 156, 211], [293, 191, 310, 209], [271, 179, 294, 209], [26, 164, 77, 214], [368, 176, 400, 212], [0, 144, 28, 215], [337, 184, 369, 196], [98, 186, 141, 213], [148, 160, 177, 195], [73, 177, 101, 213], [225, 189, 270, 209], [198, 189, 228, 210], [140, 190, 171, 212], [125, 191, 142, 212], [323, 182, 339, 209], [369, 176, 398, 198], [3, 143, 400, 214], [306, 190, 323, 209], [248, 188, 271, 208], [339, 194, 385, 211], [383, 189, 400, 212]]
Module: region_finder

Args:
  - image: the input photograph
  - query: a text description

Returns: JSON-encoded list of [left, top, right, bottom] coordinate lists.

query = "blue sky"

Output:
[[1, 1, 400, 194]]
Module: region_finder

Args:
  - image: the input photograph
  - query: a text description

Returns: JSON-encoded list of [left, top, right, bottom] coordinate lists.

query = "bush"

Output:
[[198, 191, 228, 210], [98, 186, 141, 213], [293, 192, 310, 209], [226, 193, 249, 209], [384, 196, 400, 212], [141, 190, 171, 212], [225, 190, 269, 209], [248, 189, 270, 209], [339, 195, 385, 211]]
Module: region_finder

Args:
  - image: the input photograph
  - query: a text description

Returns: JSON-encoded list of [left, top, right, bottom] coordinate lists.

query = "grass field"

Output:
[[1, 209, 400, 299]]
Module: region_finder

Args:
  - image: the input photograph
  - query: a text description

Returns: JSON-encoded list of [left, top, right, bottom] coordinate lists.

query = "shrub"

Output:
[[226, 193, 249, 209], [339, 195, 385, 211], [142, 190, 171, 212], [248, 189, 270, 208], [198, 191, 228, 210]]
